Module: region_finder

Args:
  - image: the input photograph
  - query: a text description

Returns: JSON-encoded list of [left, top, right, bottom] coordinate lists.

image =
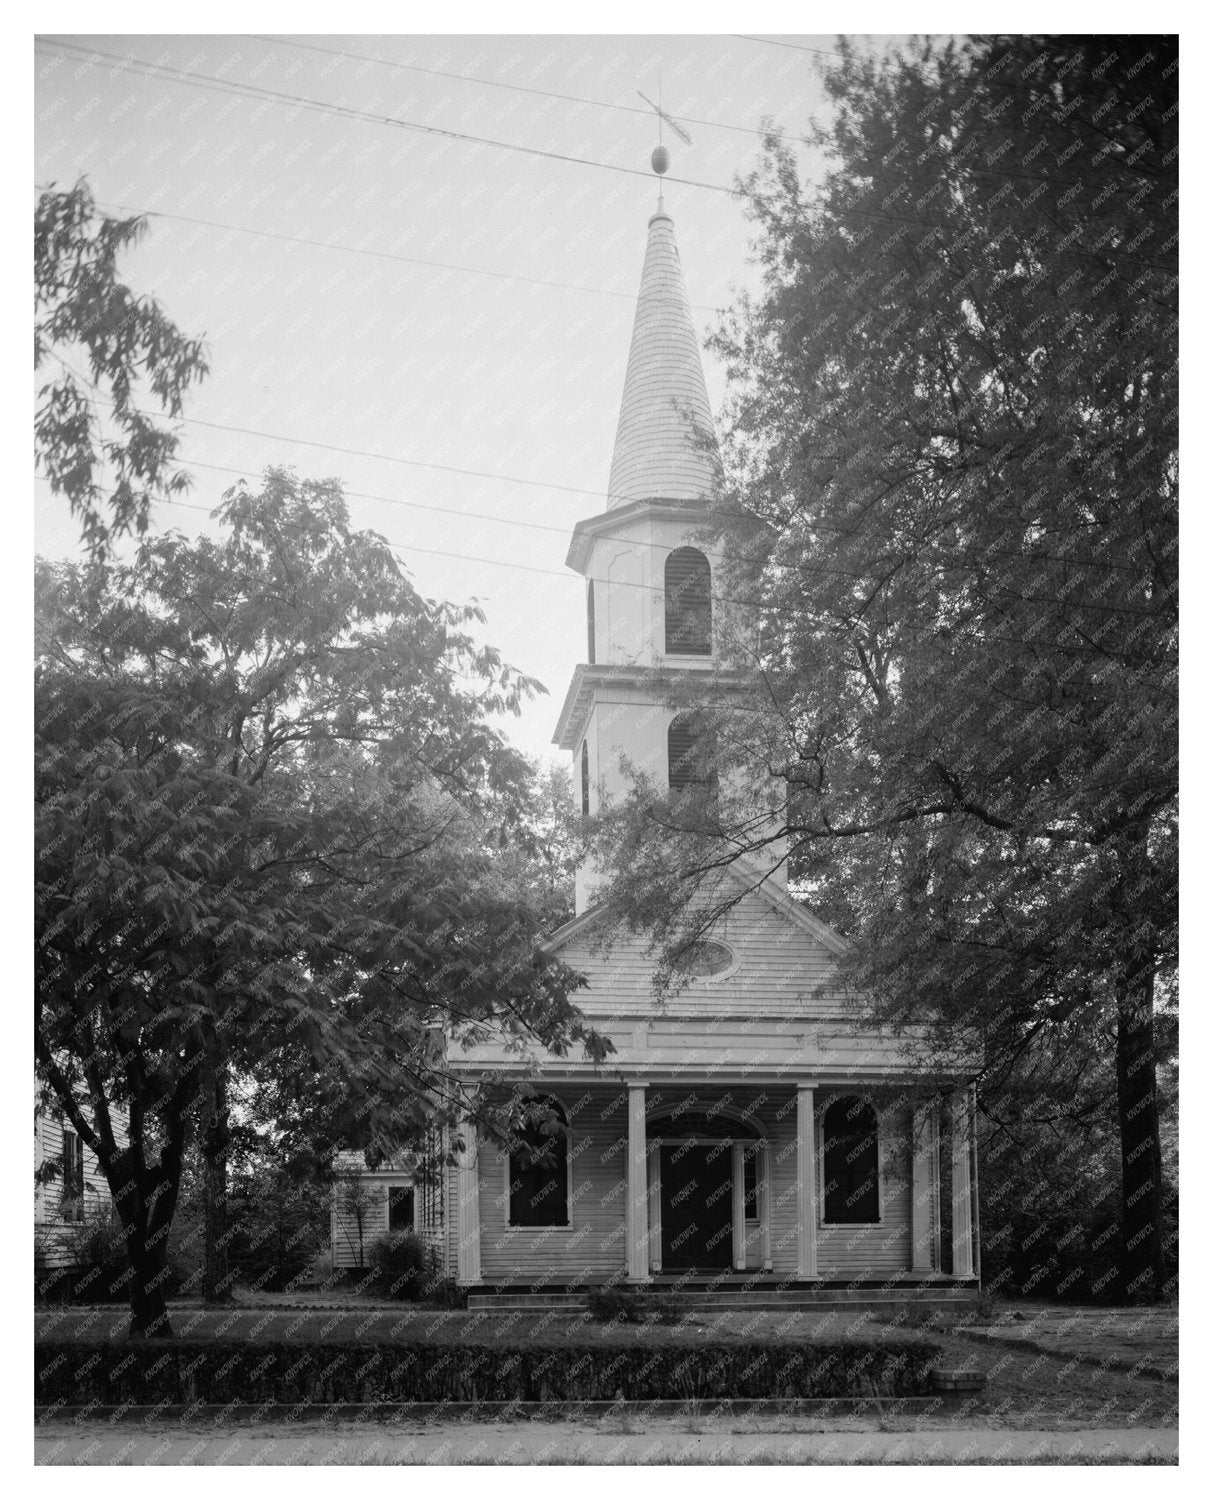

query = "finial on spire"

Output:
[[638, 71, 692, 213]]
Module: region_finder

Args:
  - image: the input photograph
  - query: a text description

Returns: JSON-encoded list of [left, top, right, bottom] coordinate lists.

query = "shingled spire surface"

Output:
[[606, 209, 718, 510]]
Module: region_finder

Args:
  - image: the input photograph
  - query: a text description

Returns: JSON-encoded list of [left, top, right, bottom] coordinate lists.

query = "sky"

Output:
[[34, 30, 909, 768]]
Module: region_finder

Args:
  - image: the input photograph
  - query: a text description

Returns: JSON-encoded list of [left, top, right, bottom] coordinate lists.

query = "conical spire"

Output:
[[605, 209, 718, 509]]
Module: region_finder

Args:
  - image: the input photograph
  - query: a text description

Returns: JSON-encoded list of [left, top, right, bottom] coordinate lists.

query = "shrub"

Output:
[[64, 1208, 132, 1303], [368, 1231, 425, 1300], [585, 1284, 644, 1323], [646, 1292, 684, 1325]]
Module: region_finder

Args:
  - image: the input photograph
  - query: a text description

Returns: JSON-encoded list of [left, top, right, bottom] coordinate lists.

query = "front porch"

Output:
[[453, 1080, 979, 1293]]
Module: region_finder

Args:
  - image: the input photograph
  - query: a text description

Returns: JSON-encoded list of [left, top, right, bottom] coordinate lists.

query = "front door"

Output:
[[661, 1141, 733, 1270]]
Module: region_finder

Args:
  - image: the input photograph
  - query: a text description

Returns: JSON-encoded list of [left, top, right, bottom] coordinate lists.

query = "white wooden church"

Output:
[[334, 194, 981, 1305]]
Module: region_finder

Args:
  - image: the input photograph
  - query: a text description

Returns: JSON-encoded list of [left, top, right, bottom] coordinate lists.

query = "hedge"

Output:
[[36, 1338, 941, 1407]]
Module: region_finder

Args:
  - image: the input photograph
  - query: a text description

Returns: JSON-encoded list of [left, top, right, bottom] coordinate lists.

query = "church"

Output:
[[334, 187, 981, 1307]]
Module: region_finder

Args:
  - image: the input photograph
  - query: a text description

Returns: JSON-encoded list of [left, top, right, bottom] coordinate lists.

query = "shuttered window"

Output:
[[580, 741, 590, 817], [664, 548, 712, 656], [822, 1098, 880, 1224], [61, 1128, 85, 1222]]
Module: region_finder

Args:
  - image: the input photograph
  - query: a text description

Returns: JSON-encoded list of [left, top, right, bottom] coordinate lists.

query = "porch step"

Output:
[[467, 1285, 979, 1314]]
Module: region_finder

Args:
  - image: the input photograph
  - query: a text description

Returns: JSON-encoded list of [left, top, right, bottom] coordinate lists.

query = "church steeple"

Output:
[[606, 209, 718, 509]]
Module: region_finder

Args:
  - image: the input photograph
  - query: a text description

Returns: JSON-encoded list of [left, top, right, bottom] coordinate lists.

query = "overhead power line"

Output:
[[252, 34, 768, 139], [89, 199, 722, 314], [36, 40, 737, 196]]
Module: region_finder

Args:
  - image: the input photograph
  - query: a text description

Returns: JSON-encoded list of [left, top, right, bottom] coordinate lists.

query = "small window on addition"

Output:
[[387, 1185, 414, 1233]]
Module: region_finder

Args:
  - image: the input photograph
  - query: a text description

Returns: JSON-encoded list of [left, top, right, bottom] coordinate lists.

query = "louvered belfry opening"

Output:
[[668, 712, 718, 804], [665, 546, 712, 655]]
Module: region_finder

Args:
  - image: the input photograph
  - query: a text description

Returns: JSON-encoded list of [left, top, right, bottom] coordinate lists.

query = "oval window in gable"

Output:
[[671, 940, 734, 978]]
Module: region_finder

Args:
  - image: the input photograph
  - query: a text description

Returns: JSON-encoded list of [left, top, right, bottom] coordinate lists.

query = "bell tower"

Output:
[[553, 162, 786, 913]]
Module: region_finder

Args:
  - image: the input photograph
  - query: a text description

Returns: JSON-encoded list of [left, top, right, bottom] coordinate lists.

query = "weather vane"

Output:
[[638, 66, 692, 209]]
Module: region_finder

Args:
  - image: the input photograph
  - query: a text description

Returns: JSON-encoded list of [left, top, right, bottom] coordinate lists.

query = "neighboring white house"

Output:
[[34, 1093, 116, 1271]]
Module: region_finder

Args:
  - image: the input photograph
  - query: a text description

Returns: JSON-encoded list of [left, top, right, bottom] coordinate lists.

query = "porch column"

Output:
[[455, 1115, 481, 1284], [647, 1136, 662, 1274], [759, 1139, 772, 1271], [951, 1086, 975, 1279], [626, 1083, 649, 1282], [910, 1102, 936, 1273], [731, 1142, 746, 1271], [795, 1085, 818, 1279]]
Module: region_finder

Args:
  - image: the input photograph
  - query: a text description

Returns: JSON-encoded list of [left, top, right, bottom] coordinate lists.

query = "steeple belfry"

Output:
[[606, 210, 718, 509]]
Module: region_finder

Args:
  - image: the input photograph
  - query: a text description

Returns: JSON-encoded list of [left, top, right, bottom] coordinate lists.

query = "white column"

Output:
[[911, 1102, 936, 1273], [626, 1083, 649, 1282], [732, 1142, 746, 1271], [951, 1087, 974, 1278], [647, 1136, 662, 1274], [759, 1140, 772, 1271], [796, 1086, 818, 1279], [456, 1115, 481, 1284]]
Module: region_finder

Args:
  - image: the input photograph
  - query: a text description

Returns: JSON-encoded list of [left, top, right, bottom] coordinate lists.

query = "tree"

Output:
[[35, 179, 208, 558], [589, 37, 1177, 1301], [36, 470, 604, 1335]]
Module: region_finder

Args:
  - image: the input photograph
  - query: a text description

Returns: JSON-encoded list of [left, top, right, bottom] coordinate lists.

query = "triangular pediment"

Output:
[[541, 865, 852, 1020]]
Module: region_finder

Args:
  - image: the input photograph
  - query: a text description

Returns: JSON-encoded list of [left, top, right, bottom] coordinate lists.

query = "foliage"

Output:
[[36, 1337, 943, 1405], [584, 1283, 646, 1323], [588, 37, 1177, 1301], [35, 180, 208, 558], [227, 1166, 330, 1295], [35, 471, 607, 1334], [368, 1230, 426, 1301]]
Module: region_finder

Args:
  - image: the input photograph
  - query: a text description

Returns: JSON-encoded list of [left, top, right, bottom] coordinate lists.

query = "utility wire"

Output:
[[36, 41, 736, 196], [252, 34, 769, 139], [38, 41, 1174, 279], [89, 199, 722, 314]]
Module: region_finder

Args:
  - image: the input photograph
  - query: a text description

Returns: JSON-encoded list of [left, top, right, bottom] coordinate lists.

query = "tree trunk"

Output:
[[1116, 959, 1167, 1303], [202, 1063, 232, 1303], [127, 1233, 174, 1338]]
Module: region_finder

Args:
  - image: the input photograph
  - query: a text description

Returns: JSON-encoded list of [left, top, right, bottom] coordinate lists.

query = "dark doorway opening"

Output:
[[661, 1141, 733, 1270]]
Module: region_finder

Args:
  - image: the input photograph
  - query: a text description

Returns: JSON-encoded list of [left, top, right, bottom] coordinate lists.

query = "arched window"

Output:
[[668, 713, 718, 804], [508, 1096, 569, 1227], [822, 1097, 880, 1224], [664, 547, 712, 656], [586, 579, 595, 664], [580, 741, 590, 818]]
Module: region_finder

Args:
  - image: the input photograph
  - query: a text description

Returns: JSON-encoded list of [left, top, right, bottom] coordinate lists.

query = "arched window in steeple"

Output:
[[664, 547, 712, 656], [586, 579, 595, 664]]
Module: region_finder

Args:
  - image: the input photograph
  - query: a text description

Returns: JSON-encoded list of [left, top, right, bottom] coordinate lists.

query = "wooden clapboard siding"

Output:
[[477, 1090, 628, 1282], [761, 1094, 914, 1280], [34, 1102, 119, 1271], [554, 886, 848, 1018]]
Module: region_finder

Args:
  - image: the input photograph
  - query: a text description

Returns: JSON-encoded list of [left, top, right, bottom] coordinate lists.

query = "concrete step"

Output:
[[467, 1289, 978, 1313]]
